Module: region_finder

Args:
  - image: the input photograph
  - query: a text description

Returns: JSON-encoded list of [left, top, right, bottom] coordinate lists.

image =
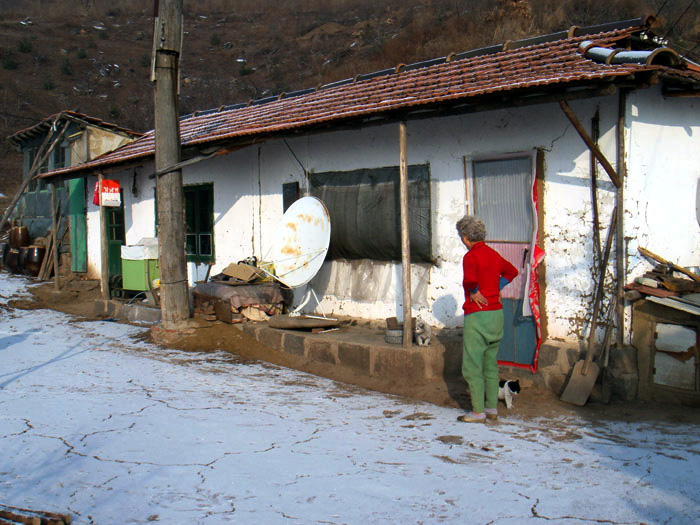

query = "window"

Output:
[[309, 164, 432, 263], [282, 181, 299, 212], [184, 183, 214, 263], [53, 145, 68, 170]]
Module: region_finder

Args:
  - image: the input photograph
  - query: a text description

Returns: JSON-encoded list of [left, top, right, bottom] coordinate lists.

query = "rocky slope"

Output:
[[0, 0, 698, 195]]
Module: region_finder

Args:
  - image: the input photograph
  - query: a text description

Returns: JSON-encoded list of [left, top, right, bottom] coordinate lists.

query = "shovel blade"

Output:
[[560, 360, 600, 406]]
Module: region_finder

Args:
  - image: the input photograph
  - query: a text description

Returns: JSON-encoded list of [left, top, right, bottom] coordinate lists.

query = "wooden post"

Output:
[[50, 183, 60, 291], [153, 0, 190, 329], [616, 90, 627, 348], [98, 172, 110, 299], [399, 121, 412, 348], [590, 110, 601, 264]]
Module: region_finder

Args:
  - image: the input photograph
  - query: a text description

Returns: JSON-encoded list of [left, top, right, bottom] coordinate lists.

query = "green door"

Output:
[[106, 193, 125, 288], [68, 178, 87, 272]]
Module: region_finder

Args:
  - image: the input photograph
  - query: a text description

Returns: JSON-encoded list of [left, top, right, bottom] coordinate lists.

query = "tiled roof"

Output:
[[40, 17, 700, 179], [7, 111, 143, 147]]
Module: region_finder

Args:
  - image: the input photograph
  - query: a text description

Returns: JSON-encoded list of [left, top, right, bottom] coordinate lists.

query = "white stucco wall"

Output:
[[625, 85, 700, 276], [83, 87, 699, 345]]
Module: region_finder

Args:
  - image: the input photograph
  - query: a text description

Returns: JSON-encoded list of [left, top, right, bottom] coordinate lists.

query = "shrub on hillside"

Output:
[[210, 33, 221, 46], [77, 48, 87, 59], [2, 52, 18, 70], [61, 57, 73, 75], [18, 38, 33, 53], [42, 78, 55, 90]]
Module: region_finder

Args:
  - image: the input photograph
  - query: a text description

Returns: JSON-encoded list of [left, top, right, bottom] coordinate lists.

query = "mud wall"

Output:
[[83, 88, 699, 345]]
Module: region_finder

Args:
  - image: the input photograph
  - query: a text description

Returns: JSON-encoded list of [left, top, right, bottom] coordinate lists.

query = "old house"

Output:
[[38, 16, 700, 396], [6, 112, 141, 272]]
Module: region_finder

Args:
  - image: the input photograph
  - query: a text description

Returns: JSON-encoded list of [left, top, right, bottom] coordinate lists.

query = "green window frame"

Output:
[[184, 183, 214, 263]]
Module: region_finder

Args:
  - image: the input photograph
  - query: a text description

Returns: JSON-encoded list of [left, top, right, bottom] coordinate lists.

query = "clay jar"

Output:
[[10, 226, 29, 249], [25, 245, 45, 277], [18, 247, 29, 274], [5, 248, 19, 273]]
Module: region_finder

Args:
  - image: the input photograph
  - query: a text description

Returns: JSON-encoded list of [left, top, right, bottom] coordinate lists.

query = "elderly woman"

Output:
[[456, 215, 518, 423]]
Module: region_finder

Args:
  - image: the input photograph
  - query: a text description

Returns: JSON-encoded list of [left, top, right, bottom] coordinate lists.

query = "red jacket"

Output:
[[462, 241, 518, 315]]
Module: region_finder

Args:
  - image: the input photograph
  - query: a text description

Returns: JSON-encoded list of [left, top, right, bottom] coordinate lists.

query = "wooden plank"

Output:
[[0, 509, 40, 525], [38, 234, 53, 281]]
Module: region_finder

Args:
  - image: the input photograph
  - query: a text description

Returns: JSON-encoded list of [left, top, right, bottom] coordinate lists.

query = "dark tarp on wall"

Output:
[[310, 164, 432, 263]]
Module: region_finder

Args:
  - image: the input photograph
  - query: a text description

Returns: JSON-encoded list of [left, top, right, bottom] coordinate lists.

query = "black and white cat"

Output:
[[498, 379, 520, 409]]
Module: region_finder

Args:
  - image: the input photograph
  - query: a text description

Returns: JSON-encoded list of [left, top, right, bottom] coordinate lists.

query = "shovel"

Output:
[[560, 207, 616, 406]]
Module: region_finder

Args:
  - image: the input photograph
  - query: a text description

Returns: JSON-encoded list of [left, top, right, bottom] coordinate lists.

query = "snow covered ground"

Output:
[[1, 274, 699, 524]]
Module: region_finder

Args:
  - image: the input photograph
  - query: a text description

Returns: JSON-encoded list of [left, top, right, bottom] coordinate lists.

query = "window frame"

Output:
[[183, 183, 215, 264]]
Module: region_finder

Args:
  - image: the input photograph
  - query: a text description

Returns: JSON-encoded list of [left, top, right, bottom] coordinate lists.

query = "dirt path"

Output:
[[19, 275, 700, 426]]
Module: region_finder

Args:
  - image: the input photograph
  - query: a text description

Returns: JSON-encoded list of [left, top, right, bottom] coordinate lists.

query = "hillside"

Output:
[[1, 0, 699, 193]]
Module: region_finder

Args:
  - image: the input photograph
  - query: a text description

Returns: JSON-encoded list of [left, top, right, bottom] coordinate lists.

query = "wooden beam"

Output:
[[559, 100, 621, 188]]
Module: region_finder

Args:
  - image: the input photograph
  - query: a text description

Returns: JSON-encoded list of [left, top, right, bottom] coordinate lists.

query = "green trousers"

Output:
[[462, 309, 504, 413]]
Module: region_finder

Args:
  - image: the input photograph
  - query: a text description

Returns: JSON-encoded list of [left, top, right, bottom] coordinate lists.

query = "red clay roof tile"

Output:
[[40, 23, 700, 179]]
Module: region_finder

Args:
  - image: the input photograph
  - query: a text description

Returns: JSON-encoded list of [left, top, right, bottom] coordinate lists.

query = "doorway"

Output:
[[469, 154, 538, 367], [106, 191, 125, 295]]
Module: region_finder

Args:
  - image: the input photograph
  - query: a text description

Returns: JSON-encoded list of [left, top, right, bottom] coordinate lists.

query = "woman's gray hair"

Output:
[[456, 215, 486, 242]]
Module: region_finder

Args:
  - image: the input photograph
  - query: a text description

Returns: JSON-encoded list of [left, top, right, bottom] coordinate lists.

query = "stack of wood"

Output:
[[625, 247, 700, 302], [0, 503, 71, 525], [37, 234, 56, 282], [192, 292, 245, 324]]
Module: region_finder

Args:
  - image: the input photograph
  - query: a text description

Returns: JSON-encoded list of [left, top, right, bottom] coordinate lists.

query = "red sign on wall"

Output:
[[93, 180, 121, 207]]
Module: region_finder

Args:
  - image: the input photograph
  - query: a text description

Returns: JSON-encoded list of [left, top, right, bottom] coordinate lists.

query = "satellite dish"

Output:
[[267, 196, 331, 288]]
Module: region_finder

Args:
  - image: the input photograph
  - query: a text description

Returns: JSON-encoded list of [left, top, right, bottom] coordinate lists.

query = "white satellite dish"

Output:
[[266, 196, 331, 289]]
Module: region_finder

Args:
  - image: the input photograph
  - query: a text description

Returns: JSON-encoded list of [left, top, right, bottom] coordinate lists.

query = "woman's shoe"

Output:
[[457, 412, 486, 423], [485, 408, 498, 420]]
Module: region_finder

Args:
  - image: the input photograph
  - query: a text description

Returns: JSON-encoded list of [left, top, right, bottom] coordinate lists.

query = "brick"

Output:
[[373, 348, 425, 380], [282, 332, 306, 357], [337, 342, 370, 374], [307, 340, 336, 365], [257, 327, 283, 350]]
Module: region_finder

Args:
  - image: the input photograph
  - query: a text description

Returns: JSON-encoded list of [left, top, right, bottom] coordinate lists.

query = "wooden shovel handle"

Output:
[[638, 246, 700, 283], [583, 207, 617, 375]]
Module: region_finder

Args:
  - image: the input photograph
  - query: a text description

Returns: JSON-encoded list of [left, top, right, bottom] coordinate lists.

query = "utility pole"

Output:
[[152, 0, 190, 328]]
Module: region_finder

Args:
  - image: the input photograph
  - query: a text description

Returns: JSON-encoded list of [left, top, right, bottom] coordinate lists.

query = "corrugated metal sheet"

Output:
[[473, 156, 533, 243]]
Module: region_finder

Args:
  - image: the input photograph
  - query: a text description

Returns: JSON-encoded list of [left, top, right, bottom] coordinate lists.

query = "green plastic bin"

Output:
[[121, 258, 160, 291]]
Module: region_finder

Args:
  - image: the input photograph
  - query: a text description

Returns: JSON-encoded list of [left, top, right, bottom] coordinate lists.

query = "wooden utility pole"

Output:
[[153, 0, 190, 328], [399, 121, 412, 347]]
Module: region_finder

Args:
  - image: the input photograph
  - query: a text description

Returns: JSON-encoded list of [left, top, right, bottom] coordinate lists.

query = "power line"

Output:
[[656, 0, 670, 17], [663, 0, 698, 40], [680, 39, 700, 59], [0, 110, 38, 123]]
